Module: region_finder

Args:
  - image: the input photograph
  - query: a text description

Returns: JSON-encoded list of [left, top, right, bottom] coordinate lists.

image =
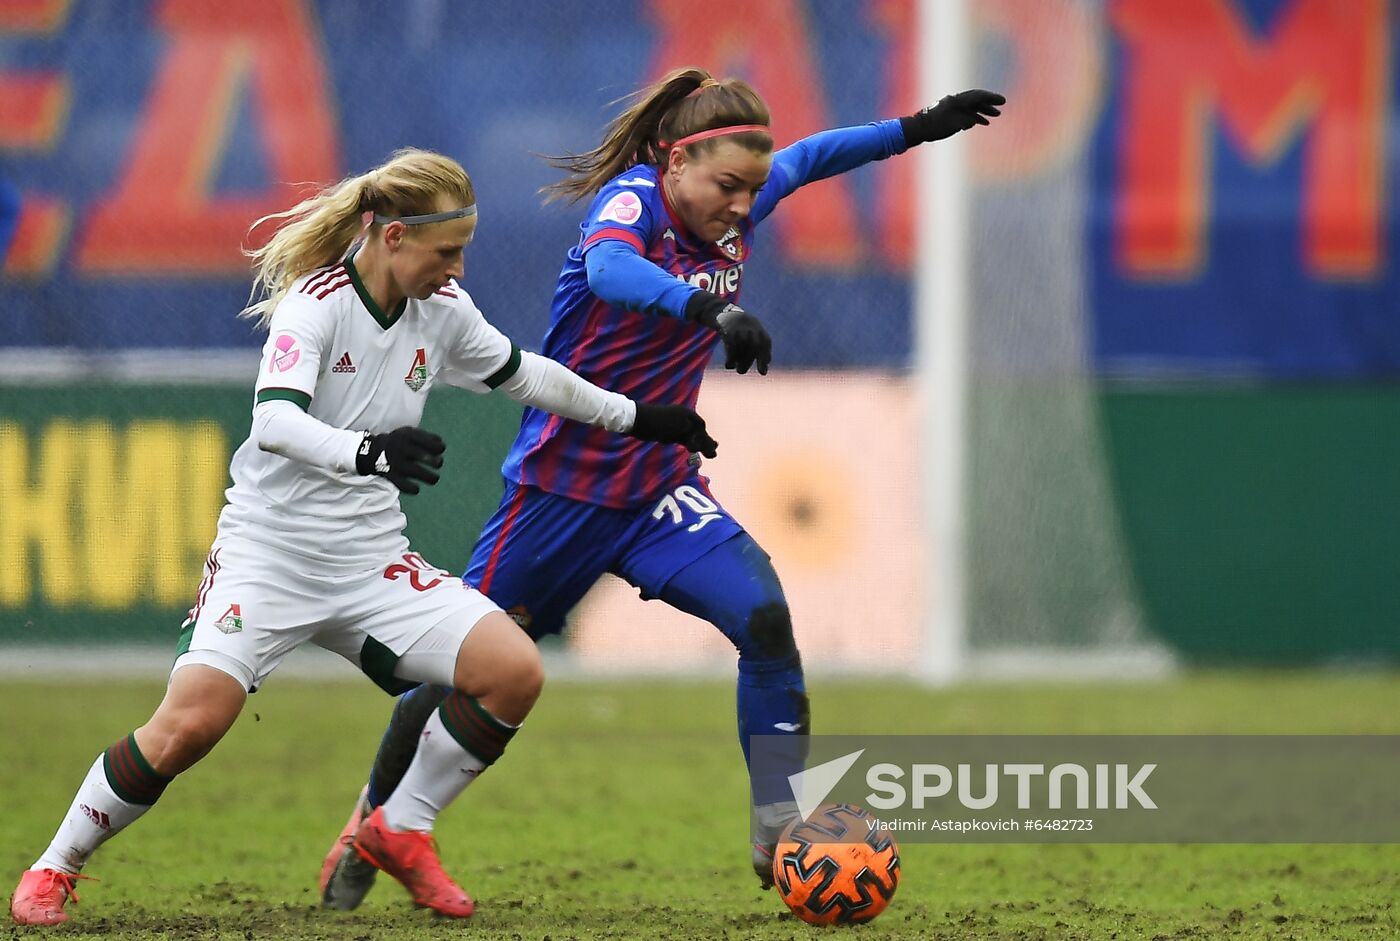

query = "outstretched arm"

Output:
[[756, 120, 908, 216], [752, 90, 1005, 223], [495, 350, 718, 457]]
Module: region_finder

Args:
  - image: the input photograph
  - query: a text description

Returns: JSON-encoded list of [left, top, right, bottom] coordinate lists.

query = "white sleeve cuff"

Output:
[[251, 399, 364, 474], [495, 350, 636, 432]]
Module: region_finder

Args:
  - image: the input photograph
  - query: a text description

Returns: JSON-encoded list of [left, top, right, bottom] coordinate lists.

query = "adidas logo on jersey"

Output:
[[332, 353, 356, 374]]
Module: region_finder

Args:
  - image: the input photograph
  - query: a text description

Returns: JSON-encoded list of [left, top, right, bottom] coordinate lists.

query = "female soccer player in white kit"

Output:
[[8, 148, 717, 926]]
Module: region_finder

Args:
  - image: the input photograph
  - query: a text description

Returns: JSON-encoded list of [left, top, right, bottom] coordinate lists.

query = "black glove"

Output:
[[628, 403, 719, 459], [685, 292, 772, 375], [355, 426, 446, 495], [900, 90, 1005, 145]]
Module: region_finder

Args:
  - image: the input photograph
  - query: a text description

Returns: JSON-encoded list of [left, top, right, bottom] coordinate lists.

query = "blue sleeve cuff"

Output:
[[584, 239, 694, 320], [879, 117, 911, 156]]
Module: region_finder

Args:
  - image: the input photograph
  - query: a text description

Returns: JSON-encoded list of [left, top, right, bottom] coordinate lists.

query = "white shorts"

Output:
[[172, 536, 500, 693]]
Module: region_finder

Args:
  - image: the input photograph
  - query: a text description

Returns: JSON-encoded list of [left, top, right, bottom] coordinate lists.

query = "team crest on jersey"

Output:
[[717, 227, 742, 259], [269, 334, 300, 373], [215, 603, 243, 634], [404, 348, 428, 391], [597, 191, 643, 225]]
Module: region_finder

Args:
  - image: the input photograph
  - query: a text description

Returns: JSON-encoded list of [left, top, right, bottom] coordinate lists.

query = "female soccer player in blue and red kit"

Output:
[[320, 68, 1004, 904]]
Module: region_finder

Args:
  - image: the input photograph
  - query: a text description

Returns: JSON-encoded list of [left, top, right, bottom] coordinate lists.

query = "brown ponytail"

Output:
[[543, 67, 772, 203]]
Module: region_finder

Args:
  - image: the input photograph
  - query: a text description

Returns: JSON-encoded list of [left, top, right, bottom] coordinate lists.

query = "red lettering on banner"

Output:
[[0, 0, 70, 32], [1112, 0, 1387, 277], [0, 5, 72, 277], [3, 197, 68, 277], [871, 0, 1102, 267], [76, 0, 338, 274], [974, 0, 1102, 182], [646, 0, 859, 266], [0, 73, 68, 149]]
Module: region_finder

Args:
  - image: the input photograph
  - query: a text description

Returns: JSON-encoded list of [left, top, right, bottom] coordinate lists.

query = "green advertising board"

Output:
[[0, 384, 520, 645], [1101, 384, 1400, 664]]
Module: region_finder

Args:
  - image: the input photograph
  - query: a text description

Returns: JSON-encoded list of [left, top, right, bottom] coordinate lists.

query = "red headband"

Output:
[[665, 124, 771, 151]]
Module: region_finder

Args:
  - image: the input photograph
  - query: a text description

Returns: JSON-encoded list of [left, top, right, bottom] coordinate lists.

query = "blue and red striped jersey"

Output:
[[502, 119, 908, 509]]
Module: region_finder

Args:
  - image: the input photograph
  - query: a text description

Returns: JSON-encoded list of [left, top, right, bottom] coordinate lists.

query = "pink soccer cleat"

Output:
[[352, 807, 474, 918], [10, 869, 90, 926]]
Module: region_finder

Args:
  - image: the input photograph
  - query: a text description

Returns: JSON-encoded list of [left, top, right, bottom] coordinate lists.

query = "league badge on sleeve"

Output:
[[597, 191, 643, 226], [269, 334, 301, 373]]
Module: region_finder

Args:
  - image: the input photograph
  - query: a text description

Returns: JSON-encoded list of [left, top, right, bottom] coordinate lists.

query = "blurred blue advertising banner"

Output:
[[0, 0, 1395, 375]]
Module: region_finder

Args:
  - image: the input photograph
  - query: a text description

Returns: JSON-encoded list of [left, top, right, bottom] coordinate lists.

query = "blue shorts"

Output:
[[462, 475, 746, 638]]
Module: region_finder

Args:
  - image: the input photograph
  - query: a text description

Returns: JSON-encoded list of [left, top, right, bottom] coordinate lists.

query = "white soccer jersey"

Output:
[[217, 255, 519, 568]]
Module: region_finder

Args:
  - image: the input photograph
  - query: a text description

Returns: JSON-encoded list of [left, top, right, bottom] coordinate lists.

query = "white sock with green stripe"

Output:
[[381, 711, 486, 832], [381, 693, 518, 832], [33, 747, 165, 874]]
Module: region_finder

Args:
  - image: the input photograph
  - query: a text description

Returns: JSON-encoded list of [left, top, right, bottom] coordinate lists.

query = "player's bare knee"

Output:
[[454, 613, 543, 708], [515, 643, 546, 699], [490, 635, 544, 705]]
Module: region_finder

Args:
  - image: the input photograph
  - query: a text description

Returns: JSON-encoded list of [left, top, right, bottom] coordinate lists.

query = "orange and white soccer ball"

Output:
[[771, 803, 901, 926]]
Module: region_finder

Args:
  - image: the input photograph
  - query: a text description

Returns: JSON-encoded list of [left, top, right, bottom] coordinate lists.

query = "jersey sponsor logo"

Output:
[[680, 263, 744, 298], [404, 348, 428, 391], [269, 334, 301, 373], [617, 176, 656, 188], [597, 191, 643, 226], [215, 603, 243, 634], [663, 227, 676, 241], [332, 352, 356, 374]]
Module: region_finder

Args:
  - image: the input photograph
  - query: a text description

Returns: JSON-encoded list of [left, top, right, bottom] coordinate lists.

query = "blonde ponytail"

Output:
[[241, 148, 476, 327], [241, 175, 371, 327]]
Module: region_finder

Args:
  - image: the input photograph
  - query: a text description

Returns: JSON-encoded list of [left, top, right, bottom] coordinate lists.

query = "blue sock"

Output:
[[366, 683, 451, 808], [738, 651, 810, 806]]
